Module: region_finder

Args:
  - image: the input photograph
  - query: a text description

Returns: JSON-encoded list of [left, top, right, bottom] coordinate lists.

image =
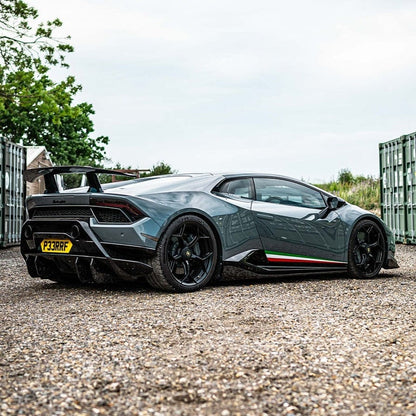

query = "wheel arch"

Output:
[[159, 210, 224, 265], [349, 214, 388, 246]]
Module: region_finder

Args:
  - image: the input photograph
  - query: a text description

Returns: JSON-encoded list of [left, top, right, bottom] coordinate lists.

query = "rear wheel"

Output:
[[347, 219, 386, 278], [147, 215, 219, 292]]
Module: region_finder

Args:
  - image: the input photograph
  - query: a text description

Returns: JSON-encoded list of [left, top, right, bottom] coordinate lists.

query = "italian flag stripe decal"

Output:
[[265, 251, 346, 265]]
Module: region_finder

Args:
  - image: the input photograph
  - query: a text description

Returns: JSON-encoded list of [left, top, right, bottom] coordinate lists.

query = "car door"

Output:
[[251, 177, 346, 268]]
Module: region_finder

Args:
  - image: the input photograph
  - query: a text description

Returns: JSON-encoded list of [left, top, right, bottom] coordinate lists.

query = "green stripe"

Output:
[[265, 250, 336, 262]]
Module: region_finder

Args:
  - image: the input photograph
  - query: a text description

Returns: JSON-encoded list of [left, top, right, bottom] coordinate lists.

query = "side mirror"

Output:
[[327, 196, 340, 210]]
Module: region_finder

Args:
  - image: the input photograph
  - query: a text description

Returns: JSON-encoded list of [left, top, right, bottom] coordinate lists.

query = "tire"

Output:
[[347, 219, 386, 279], [147, 215, 219, 292]]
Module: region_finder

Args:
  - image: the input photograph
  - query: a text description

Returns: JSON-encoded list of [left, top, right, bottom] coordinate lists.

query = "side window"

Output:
[[254, 178, 326, 209], [217, 178, 253, 199]]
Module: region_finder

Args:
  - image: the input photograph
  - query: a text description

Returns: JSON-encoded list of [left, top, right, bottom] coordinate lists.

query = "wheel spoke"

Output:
[[170, 255, 183, 271], [353, 246, 362, 261], [168, 258, 176, 272], [356, 253, 366, 267], [191, 252, 213, 273], [366, 225, 374, 240], [168, 245, 181, 258], [172, 224, 186, 239], [372, 252, 383, 264], [368, 234, 381, 248], [180, 261, 191, 283], [368, 254, 380, 268], [192, 252, 213, 262], [188, 233, 199, 248], [368, 242, 380, 249]]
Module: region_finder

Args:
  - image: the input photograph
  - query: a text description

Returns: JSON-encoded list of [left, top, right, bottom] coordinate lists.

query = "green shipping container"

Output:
[[0, 138, 26, 247], [379, 132, 416, 244]]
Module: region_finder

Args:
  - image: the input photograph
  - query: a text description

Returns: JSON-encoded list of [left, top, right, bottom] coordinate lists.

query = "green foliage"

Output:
[[316, 169, 380, 213], [98, 161, 176, 185], [0, 0, 73, 72], [337, 168, 354, 184], [0, 0, 108, 166], [141, 162, 176, 177], [60, 173, 84, 190]]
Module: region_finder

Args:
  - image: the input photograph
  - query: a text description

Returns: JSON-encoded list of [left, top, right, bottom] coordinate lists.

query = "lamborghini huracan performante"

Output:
[[21, 167, 399, 292]]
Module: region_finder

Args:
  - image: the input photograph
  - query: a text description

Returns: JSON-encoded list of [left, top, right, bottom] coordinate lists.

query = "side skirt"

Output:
[[222, 263, 347, 280], [222, 249, 347, 280], [223, 261, 346, 275]]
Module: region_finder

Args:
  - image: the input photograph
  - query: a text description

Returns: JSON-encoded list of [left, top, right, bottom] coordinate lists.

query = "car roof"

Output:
[[102, 172, 331, 197], [103, 173, 223, 195]]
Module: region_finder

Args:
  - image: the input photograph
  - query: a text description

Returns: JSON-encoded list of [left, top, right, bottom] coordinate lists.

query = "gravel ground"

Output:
[[1, 245, 416, 416]]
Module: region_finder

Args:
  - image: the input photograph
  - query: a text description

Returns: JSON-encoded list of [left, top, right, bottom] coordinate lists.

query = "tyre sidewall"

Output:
[[153, 215, 219, 292], [347, 219, 386, 279]]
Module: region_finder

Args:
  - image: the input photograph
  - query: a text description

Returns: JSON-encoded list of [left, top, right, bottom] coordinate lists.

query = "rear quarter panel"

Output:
[[136, 192, 263, 259]]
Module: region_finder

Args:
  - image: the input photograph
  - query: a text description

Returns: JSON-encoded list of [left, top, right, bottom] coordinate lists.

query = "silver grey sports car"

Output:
[[21, 167, 398, 292]]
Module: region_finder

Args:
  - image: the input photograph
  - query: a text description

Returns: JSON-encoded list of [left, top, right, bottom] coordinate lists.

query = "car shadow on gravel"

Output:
[[38, 279, 152, 293], [29, 270, 403, 296], [215, 271, 402, 288]]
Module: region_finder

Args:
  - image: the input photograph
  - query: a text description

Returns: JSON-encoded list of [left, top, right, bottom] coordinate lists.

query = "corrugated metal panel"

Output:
[[380, 132, 416, 244], [0, 138, 26, 247], [404, 134, 416, 243]]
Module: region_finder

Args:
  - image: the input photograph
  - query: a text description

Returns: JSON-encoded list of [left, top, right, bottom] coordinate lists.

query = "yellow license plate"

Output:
[[41, 239, 73, 254]]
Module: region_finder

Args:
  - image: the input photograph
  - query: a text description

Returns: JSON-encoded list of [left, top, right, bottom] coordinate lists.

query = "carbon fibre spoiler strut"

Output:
[[23, 166, 136, 194]]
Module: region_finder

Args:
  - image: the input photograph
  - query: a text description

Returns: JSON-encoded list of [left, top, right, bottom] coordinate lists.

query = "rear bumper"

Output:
[[21, 219, 155, 283]]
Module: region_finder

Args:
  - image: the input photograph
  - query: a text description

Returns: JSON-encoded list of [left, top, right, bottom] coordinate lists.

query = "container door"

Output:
[[3, 141, 26, 246], [380, 132, 416, 244], [380, 136, 406, 242], [404, 134, 416, 243]]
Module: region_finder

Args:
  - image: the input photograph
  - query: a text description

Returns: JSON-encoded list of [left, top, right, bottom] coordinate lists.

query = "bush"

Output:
[[337, 169, 354, 184], [141, 162, 176, 177], [315, 170, 380, 214]]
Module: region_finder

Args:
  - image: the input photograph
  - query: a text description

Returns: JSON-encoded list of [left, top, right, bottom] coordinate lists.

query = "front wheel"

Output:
[[347, 219, 386, 278], [147, 215, 219, 292]]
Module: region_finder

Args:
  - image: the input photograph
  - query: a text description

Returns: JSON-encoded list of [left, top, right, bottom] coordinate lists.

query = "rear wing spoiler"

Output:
[[23, 166, 136, 194]]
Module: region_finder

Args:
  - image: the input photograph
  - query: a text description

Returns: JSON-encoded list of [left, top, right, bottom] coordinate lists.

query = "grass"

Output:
[[315, 175, 380, 214]]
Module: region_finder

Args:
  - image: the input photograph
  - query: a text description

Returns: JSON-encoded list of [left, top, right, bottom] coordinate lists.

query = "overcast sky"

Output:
[[35, 0, 416, 182]]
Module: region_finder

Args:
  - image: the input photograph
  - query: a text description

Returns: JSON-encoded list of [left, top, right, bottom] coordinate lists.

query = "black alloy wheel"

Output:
[[147, 215, 219, 292], [347, 219, 386, 278]]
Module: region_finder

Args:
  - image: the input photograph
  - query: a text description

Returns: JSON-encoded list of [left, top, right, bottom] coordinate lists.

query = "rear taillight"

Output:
[[90, 197, 145, 222]]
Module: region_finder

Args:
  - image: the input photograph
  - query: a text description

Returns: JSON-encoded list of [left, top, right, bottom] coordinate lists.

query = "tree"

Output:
[[0, 0, 73, 72], [337, 168, 354, 185], [0, 0, 108, 165], [141, 162, 176, 177]]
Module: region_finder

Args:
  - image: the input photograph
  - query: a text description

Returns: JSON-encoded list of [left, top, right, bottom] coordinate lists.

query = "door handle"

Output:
[[256, 213, 274, 220]]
